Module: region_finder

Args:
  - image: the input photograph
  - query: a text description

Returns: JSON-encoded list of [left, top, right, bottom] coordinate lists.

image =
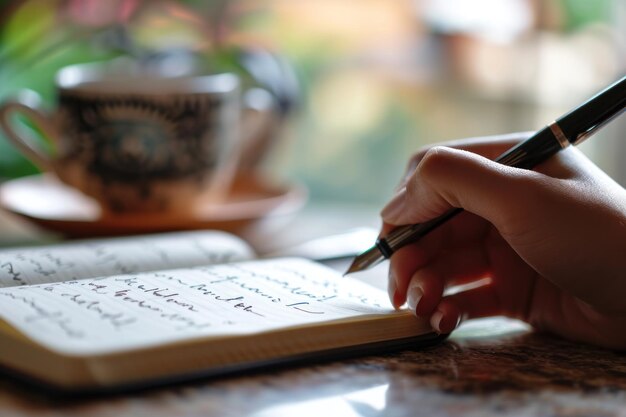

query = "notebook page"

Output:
[[0, 231, 254, 288], [0, 258, 395, 354]]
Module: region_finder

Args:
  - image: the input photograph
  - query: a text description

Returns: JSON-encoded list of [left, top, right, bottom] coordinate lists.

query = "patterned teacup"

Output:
[[0, 63, 275, 214]]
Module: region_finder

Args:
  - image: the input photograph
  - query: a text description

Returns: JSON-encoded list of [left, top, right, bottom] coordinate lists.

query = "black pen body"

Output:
[[499, 75, 625, 169], [495, 126, 564, 169], [558, 75, 626, 143]]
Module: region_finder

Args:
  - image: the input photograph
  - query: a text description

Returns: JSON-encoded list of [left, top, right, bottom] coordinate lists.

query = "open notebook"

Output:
[[0, 231, 439, 393]]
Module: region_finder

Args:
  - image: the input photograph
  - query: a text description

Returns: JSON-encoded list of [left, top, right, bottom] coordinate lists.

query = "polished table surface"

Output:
[[2, 320, 626, 417], [1, 205, 626, 416]]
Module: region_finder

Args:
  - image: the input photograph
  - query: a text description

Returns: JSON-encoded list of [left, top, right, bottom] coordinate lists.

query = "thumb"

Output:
[[381, 146, 535, 231]]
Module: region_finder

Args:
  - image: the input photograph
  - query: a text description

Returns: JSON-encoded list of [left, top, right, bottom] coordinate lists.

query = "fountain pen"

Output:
[[345, 75, 626, 275]]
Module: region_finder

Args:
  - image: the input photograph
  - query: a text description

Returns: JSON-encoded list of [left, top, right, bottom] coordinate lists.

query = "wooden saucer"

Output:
[[0, 174, 307, 238]]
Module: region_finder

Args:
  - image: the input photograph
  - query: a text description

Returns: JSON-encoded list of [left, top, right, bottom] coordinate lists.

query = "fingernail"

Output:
[[388, 272, 397, 309], [407, 283, 423, 313], [430, 309, 444, 333], [381, 188, 407, 221]]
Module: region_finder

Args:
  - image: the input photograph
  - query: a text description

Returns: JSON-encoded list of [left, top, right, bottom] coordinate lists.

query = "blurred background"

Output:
[[1, 0, 624, 208]]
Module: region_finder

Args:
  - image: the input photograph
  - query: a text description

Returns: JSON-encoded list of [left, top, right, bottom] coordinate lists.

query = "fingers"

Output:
[[393, 240, 539, 334], [396, 132, 532, 190], [413, 282, 516, 334], [389, 241, 491, 309], [430, 284, 503, 333], [382, 146, 545, 237], [407, 258, 538, 334], [385, 212, 494, 307]]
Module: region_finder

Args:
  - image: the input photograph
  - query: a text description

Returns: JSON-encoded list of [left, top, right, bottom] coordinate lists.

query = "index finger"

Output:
[[397, 132, 532, 190]]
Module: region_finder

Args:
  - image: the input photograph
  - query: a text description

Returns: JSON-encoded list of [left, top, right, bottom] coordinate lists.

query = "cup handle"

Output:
[[0, 92, 57, 171]]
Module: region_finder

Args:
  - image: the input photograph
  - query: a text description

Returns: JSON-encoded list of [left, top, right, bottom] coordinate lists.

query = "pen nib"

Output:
[[343, 246, 385, 276]]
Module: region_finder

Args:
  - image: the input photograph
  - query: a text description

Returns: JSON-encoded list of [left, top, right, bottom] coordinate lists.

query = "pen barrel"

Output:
[[558, 75, 626, 143], [380, 208, 463, 255], [495, 127, 564, 170]]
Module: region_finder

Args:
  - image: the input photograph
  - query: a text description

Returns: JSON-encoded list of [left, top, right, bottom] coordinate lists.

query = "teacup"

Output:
[[0, 62, 276, 214]]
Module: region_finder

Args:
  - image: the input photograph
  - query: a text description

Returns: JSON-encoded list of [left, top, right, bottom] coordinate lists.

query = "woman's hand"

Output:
[[381, 133, 626, 349]]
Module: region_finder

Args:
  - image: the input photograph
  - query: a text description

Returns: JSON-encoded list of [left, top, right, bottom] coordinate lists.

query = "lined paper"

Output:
[[0, 258, 394, 354], [0, 231, 254, 288]]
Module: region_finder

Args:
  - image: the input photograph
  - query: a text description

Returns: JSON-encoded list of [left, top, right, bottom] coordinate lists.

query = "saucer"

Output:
[[0, 174, 307, 238]]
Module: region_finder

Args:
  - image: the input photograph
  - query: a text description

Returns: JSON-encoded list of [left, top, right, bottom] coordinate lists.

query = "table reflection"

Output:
[[252, 383, 389, 417]]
